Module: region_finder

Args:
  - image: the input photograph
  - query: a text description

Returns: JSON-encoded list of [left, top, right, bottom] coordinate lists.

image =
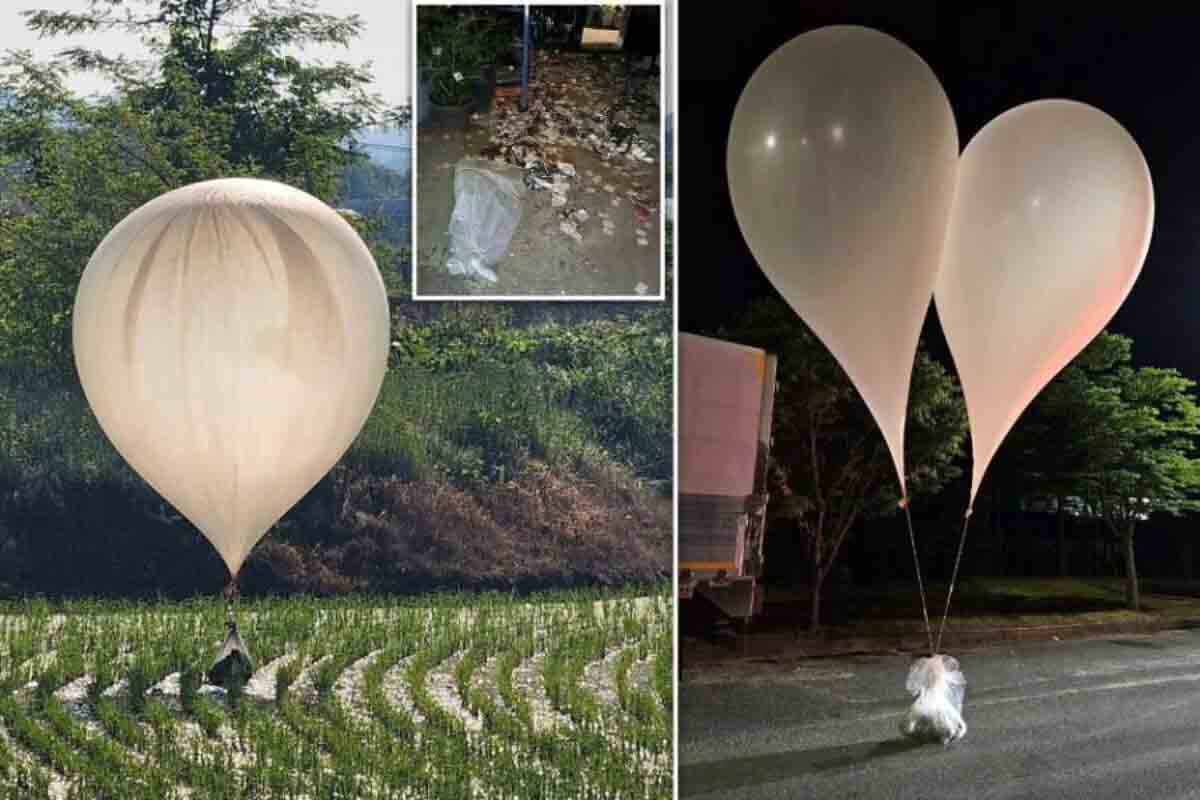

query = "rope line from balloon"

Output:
[[900, 497, 934, 657], [225, 576, 240, 624], [934, 508, 973, 654]]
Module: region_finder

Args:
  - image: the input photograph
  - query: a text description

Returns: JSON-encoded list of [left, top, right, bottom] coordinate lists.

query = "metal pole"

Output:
[[520, 4, 530, 111]]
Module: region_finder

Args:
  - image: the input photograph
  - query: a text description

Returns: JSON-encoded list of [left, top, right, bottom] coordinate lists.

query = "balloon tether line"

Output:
[[934, 508, 973, 654], [900, 496, 935, 657], [224, 573, 240, 625]]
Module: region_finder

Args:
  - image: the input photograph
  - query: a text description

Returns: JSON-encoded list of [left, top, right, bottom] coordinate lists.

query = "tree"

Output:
[[0, 0, 392, 369], [719, 296, 968, 631], [998, 333, 1132, 576], [1008, 332, 1200, 610]]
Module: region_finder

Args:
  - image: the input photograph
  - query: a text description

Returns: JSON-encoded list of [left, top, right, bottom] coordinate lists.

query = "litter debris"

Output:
[[469, 50, 660, 209], [630, 141, 654, 162], [446, 159, 527, 283], [523, 160, 560, 192], [559, 220, 583, 244], [899, 654, 968, 745], [419, 48, 661, 293]]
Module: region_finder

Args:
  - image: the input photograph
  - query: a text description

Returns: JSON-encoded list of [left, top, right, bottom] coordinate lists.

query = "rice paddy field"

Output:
[[0, 589, 672, 799]]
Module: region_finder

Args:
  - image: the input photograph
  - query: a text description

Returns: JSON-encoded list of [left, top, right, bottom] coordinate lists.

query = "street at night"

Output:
[[678, 8, 1200, 795], [681, 632, 1200, 799]]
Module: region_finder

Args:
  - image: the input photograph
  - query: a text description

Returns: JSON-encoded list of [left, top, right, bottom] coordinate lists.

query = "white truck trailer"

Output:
[[677, 333, 777, 621]]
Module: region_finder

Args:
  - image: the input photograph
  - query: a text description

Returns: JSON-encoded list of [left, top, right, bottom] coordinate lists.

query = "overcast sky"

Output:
[[0, 0, 411, 106], [0, 1, 676, 115]]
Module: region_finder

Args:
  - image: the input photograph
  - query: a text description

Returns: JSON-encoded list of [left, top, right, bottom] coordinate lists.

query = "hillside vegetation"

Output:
[[0, 304, 672, 598]]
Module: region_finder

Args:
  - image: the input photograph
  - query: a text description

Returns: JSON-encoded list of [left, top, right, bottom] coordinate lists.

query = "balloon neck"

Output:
[[964, 507, 974, 520], [897, 496, 908, 510]]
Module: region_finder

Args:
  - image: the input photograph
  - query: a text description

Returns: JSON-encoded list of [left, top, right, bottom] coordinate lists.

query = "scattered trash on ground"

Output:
[[472, 51, 660, 223], [559, 220, 583, 243], [418, 49, 662, 295]]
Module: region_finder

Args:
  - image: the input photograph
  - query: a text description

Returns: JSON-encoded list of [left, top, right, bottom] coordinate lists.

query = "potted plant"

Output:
[[472, 15, 519, 113], [418, 8, 505, 127]]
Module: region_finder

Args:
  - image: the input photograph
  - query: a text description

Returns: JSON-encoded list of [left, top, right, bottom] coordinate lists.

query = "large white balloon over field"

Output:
[[934, 100, 1154, 509], [727, 25, 959, 495], [73, 178, 391, 577]]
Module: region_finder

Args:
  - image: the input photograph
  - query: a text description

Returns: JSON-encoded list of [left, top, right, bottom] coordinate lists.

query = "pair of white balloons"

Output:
[[727, 25, 1155, 510]]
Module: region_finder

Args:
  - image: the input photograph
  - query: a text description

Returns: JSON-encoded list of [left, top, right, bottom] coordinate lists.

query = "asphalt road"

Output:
[[680, 629, 1200, 799]]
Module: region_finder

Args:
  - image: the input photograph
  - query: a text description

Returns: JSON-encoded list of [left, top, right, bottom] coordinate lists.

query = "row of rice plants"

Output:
[[0, 589, 671, 798]]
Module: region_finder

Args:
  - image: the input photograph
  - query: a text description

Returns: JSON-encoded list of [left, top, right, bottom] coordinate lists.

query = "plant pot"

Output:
[[473, 65, 497, 114], [417, 67, 433, 126], [429, 98, 474, 130]]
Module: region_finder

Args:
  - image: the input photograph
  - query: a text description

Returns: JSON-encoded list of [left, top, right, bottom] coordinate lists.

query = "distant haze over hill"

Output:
[[353, 126, 411, 176], [341, 125, 411, 246]]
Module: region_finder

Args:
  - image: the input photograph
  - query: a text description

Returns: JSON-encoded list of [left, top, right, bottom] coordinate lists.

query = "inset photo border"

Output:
[[411, 1, 667, 301]]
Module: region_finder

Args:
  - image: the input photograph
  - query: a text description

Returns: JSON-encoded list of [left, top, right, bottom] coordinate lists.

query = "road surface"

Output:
[[680, 629, 1200, 799]]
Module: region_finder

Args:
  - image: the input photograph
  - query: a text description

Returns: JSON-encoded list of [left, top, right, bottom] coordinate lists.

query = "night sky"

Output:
[[680, 3, 1200, 380]]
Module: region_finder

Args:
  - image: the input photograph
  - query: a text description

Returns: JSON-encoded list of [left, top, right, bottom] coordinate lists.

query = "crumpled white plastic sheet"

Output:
[[445, 159, 526, 283], [899, 654, 967, 744]]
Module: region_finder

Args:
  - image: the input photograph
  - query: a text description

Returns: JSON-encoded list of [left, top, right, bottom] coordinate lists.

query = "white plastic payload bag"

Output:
[[208, 620, 255, 690], [445, 159, 526, 283], [899, 654, 967, 745]]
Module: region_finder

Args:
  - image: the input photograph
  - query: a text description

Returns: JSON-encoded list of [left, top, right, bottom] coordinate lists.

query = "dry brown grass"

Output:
[[319, 460, 672, 592]]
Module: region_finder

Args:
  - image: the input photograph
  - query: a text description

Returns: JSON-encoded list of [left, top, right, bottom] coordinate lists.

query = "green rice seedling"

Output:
[[454, 643, 484, 715], [0, 694, 83, 780], [654, 628, 672, 713], [0, 590, 672, 799], [126, 664, 151, 716], [495, 647, 531, 731], [226, 671, 247, 711], [311, 651, 350, 701], [191, 695, 224, 740], [179, 666, 201, 713], [615, 647, 638, 714], [95, 696, 149, 751], [275, 654, 300, 709], [9, 758, 52, 800]]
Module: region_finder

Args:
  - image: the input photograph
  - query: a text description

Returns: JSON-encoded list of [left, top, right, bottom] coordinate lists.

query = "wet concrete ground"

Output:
[[414, 52, 661, 298], [681, 629, 1200, 799]]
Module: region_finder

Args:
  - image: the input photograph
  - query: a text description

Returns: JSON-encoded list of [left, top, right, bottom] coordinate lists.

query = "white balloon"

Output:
[[73, 178, 391, 577], [727, 25, 959, 494], [934, 100, 1154, 508]]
